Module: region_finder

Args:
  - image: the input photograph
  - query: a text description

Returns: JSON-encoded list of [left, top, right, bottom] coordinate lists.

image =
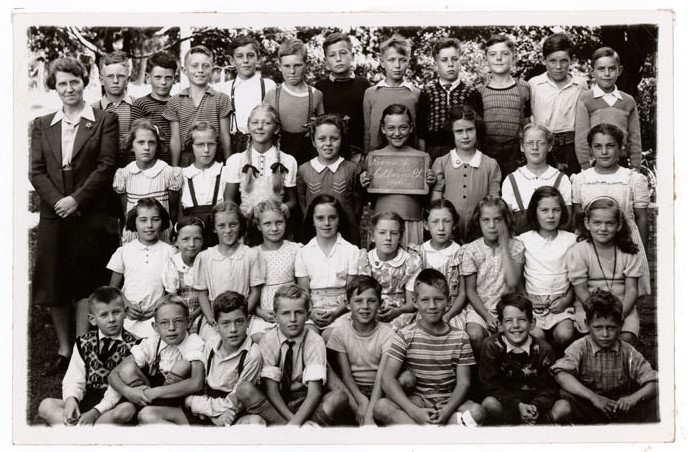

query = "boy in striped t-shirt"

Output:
[[374, 269, 486, 426]]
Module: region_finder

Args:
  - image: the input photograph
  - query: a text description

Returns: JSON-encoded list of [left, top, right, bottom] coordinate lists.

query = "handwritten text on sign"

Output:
[[367, 150, 429, 195]]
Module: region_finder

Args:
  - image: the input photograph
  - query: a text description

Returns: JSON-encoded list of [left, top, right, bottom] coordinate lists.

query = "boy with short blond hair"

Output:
[[362, 34, 421, 153], [225, 35, 277, 155], [417, 37, 482, 162], [37, 287, 140, 426], [479, 34, 531, 177], [374, 269, 485, 426], [263, 38, 325, 165], [163, 45, 232, 166], [574, 46, 642, 169], [93, 50, 145, 167], [315, 32, 371, 159], [236, 284, 348, 426], [133, 51, 178, 165]]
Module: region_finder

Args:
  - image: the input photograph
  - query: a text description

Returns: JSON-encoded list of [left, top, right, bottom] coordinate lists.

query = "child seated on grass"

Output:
[[327, 275, 396, 425], [184, 291, 264, 425], [479, 293, 571, 425], [37, 287, 140, 426], [373, 269, 486, 426], [551, 289, 659, 424], [108, 295, 206, 424], [236, 284, 349, 426]]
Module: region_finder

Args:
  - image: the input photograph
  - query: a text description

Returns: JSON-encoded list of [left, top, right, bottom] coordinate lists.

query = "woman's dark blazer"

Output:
[[29, 108, 119, 218]]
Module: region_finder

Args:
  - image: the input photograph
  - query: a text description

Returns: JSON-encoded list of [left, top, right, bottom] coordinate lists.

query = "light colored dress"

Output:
[[571, 166, 651, 295], [357, 248, 423, 330], [250, 240, 302, 336], [113, 160, 183, 243]]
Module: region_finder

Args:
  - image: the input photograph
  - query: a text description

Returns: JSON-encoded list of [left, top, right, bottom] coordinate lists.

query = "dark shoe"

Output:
[[44, 354, 70, 376]]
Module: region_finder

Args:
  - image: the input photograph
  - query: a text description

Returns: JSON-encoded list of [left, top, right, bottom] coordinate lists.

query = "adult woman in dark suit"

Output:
[[30, 57, 120, 374]]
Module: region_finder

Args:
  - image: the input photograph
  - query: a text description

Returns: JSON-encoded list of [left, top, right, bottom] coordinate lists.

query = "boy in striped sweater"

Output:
[[373, 269, 486, 426]]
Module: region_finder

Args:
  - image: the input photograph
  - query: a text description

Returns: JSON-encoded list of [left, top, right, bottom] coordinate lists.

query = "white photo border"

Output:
[[11, 8, 676, 446]]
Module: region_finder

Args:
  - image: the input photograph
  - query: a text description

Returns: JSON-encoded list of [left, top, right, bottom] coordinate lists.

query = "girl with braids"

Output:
[[223, 104, 298, 219], [296, 113, 363, 245], [567, 196, 643, 345]]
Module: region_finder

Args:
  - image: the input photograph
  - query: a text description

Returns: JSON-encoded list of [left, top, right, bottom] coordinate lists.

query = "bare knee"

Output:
[[235, 414, 266, 425], [109, 402, 137, 424], [461, 400, 486, 425], [236, 380, 261, 406], [37, 398, 62, 424], [118, 360, 147, 387], [373, 398, 397, 424], [550, 399, 572, 423], [553, 321, 574, 345], [398, 370, 416, 393], [466, 323, 488, 355], [530, 326, 546, 340], [619, 332, 637, 346], [137, 407, 160, 424], [324, 389, 348, 412], [481, 396, 503, 414]]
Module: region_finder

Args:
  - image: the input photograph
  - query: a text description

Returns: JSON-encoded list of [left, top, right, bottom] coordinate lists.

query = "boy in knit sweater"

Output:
[[362, 34, 420, 154], [574, 46, 642, 170], [417, 37, 482, 163], [479, 293, 571, 425], [315, 32, 371, 161]]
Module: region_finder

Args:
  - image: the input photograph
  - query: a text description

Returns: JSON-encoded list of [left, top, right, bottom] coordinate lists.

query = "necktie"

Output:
[[444, 83, 453, 92], [98, 337, 115, 363], [280, 340, 295, 397]]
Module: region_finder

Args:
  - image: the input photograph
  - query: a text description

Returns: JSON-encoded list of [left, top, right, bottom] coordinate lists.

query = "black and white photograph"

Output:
[[8, 3, 678, 448]]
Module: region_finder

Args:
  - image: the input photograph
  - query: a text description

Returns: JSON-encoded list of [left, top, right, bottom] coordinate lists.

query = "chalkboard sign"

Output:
[[366, 150, 429, 195]]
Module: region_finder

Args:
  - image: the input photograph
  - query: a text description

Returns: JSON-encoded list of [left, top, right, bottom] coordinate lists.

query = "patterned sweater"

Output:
[[75, 329, 140, 393]]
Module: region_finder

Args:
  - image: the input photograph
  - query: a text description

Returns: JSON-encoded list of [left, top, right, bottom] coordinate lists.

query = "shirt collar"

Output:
[[588, 335, 621, 354], [518, 165, 558, 181], [305, 233, 347, 250], [423, 240, 460, 257], [592, 84, 623, 100], [276, 326, 307, 347], [233, 72, 261, 86], [99, 94, 134, 109], [209, 244, 247, 261], [368, 248, 407, 269], [133, 238, 160, 250], [51, 103, 96, 126], [450, 149, 482, 168], [437, 78, 461, 91], [179, 86, 216, 97], [97, 330, 124, 343], [329, 72, 355, 82], [375, 79, 415, 91], [503, 335, 533, 355], [211, 334, 253, 360], [251, 146, 278, 160], [310, 157, 344, 174], [159, 332, 189, 353], [125, 159, 167, 177], [182, 161, 223, 178]]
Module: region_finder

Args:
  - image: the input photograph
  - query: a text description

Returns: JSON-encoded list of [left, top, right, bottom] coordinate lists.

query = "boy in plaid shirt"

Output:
[[551, 290, 659, 424]]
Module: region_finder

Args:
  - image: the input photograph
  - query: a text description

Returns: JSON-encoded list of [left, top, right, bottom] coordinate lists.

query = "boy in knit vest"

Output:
[[37, 287, 141, 425]]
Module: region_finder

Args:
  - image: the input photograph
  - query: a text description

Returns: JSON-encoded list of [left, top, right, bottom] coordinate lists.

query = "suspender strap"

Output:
[[187, 177, 199, 207], [229, 79, 237, 132], [237, 349, 248, 377], [275, 85, 281, 120], [211, 174, 221, 206], [260, 78, 266, 100], [553, 171, 564, 190], [508, 173, 526, 211], [206, 348, 215, 376]]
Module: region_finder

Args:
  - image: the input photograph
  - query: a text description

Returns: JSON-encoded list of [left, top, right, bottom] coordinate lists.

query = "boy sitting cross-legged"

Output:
[[184, 290, 265, 425], [236, 284, 349, 426], [108, 295, 206, 424], [479, 293, 571, 425], [551, 289, 659, 424], [37, 287, 141, 426], [374, 268, 486, 426], [326, 275, 397, 425]]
